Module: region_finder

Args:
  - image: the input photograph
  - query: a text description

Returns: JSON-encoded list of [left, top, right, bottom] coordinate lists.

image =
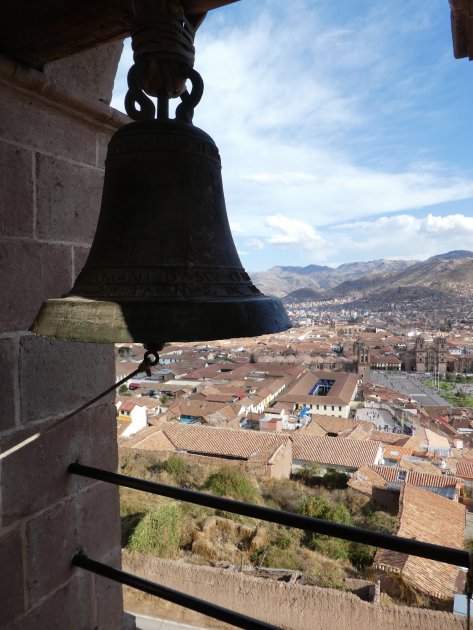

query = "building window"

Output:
[[338, 406, 342, 411], [331, 406, 334, 411], [323, 405, 327, 411]]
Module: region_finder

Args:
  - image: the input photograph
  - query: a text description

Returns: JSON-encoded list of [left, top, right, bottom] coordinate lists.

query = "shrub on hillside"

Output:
[[321, 470, 349, 490], [364, 510, 398, 535], [163, 455, 190, 483], [204, 467, 258, 502], [292, 462, 322, 486], [261, 478, 310, 512], [127, 503, 181, 558], [300, 496, 352, 560], [348, 542, 376, 569]]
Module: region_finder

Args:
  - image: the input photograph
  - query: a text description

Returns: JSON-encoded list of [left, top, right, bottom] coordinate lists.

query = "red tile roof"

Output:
[[371, 465, 461, 488], [374, 485, 465, 599], [162, 423, 290, 463], [291, 435, 382, 469], [456, 460, 473, 480]]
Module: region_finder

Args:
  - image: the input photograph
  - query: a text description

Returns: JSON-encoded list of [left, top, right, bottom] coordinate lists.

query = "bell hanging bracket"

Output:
[[124, 0, 204, 124]]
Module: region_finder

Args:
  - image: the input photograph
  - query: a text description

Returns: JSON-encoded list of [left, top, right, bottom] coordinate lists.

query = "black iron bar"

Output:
[[72, 552, 281, 630], [69, 462, 469, 568]]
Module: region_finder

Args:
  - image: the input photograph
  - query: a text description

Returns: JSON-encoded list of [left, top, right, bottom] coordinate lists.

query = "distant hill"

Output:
[[251, 250, 473, 305], [427, 250, 473, 262], [251, 258, 417, 298], [284, 287, 326, 301], [280, 264, 332, 275]]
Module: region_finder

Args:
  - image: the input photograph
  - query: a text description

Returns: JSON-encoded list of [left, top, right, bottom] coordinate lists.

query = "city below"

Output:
[[116, 254, 473, 624]]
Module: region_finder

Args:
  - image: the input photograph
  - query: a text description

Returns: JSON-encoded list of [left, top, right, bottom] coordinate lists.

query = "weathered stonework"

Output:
[[0, 42, 132, 629]]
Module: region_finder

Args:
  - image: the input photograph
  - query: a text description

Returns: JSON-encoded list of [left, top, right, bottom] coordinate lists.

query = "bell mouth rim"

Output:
[[30, 294, 292, 344]]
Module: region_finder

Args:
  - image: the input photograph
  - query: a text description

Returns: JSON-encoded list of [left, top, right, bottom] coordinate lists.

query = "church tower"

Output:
[[354, 339, 370, 382], [435, 336, 447, 374], [416, 335, 426, 372]]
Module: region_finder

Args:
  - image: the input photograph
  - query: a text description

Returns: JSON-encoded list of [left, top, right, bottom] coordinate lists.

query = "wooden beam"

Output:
[[0, 0, 239, 69], [450, 0, 473, 60]]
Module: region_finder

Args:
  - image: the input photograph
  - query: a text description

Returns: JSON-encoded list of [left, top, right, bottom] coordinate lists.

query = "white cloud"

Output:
[[327, 213, 473, 263], [266, 214, 329, 249], [423, 213, 473, 234], [245, 238, 265, 251], [240, 172, 317, 185], [229, 221, 245, 234]]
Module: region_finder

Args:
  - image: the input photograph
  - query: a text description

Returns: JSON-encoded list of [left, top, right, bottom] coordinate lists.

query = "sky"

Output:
[[111, 0, 473, 271]]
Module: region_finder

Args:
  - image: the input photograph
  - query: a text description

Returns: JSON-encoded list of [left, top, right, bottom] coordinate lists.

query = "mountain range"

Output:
[[249, 250, 473, 304]]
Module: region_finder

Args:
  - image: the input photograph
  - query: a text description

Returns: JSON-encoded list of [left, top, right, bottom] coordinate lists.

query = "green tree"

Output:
[[118, 384, 129, 394]]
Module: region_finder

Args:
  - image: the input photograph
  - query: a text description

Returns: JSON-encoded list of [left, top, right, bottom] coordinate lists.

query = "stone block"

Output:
[[0, 337, 17, 432], [0, 240, 41, 332], [25, 499, 77, 603], [0, 402, 118, 526], [0, 241, 72, 333], [35, 154, 104, 243], [0, 528, 25, 625], [45, 41, 124, 106], [10, 574, 95, 630], [0, 142, 33, 237], [77, 483, 121, 560], [95, 573, 125, 630], [40, 242, 74, 302], [0, 83, 97, 165], [19, 335, 114, 423]]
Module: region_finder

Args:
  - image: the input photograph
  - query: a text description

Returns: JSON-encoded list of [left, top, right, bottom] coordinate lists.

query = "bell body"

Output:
[[31, 119, 291, 344]]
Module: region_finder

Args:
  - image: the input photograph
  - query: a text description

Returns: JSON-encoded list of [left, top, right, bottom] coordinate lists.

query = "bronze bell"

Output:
[[31, 117, 291, 345]]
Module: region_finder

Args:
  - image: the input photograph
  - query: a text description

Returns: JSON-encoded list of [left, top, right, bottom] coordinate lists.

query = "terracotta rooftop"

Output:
[[348, 465, 389, 496], [369, 430, 408, 445], [166, 398, 239, 421], [115, 398, 137, 413], [161, 423, 290, 463], [371, 465, 462, 489], [278, 370, 358, 406], [291, 435, 382, 469], [313, 416, 373, 435], [456, 460, 473, 480], [383, 445, 414, 461], [374, 485, 465, 599]]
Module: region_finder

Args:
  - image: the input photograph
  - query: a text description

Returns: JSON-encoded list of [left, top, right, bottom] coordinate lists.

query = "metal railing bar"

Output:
[[72, 552, 282, 630], [69, 462, 469, 568]]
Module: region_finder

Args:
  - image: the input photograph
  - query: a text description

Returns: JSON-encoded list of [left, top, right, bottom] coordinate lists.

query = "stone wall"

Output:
[[120, 442, 292, 479], [0, 44, 131, 629], [123, 554, 466, 630]]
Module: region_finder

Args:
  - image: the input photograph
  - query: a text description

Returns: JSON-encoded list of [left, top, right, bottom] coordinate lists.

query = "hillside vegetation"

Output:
[[119, 451, 399, 593]]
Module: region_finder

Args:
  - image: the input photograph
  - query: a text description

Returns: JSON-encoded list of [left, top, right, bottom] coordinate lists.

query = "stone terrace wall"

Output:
[[0, 45, 132, 629], [120, 443, 292, 478], [123, 554, 466, 630]]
